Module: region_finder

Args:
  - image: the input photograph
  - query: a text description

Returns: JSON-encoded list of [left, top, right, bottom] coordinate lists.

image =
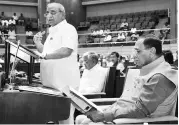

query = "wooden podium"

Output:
[[0, 40, 71, 123], [0, 92, 71, 124]]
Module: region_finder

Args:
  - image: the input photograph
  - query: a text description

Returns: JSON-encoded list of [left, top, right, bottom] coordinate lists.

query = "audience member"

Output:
[[131, 32, 139, 41], [26, 29, 33, 44], [117, 32, 125, 42], [8, 27, 16, 43], [110, 51, 125, 72], [18, 13, 25, 26], [12, 13, 18, 24], [163, 50, 174, 65], [2, 22, 9, 38], [120, 20, 128, 29], [76, 36, 178, 124], [25, 18, 32, 31], [79, 52, 108, 93], [8, 17, 16, 26], [103, 33, 112, 42], [2, 19, 9, 26], [0, 12, 6, 20]]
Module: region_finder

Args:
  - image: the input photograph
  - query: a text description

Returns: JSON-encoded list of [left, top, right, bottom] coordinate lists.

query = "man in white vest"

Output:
[[76, 35, 178, 124], [33, 2, 80, 124]]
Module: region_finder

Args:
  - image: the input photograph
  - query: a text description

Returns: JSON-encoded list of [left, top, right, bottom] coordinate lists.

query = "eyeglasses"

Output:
[[44, 11, 61, 17]]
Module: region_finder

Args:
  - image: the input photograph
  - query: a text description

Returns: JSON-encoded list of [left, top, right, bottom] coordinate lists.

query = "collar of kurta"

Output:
[[49, 19, 67, 34], [86, 64, 100, 72], [140, 56, 165, 76]]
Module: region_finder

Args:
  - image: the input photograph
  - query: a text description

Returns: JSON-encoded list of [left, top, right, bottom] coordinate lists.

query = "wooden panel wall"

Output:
[[86, 0, 171, 17], [0, 5, 38, 18], [3, 0, 38, 3], [53, 0, 86, 28]]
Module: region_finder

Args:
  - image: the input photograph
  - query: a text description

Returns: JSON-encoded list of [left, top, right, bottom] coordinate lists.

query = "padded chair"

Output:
[[93, 37, 100, 43], [112, 36, 118, 42], [110, 24, 116, 31], [89, 67, 178, 124]]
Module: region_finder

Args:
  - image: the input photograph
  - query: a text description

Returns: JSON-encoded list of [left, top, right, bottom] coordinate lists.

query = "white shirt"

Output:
[[12, 15, 18, 20], [40, 20, 80, 90], [2, 20, 9, 26], [26, 31, 33, 36], [104, 35, 112, 42], [8, 30, 16, 39], [9, 19, 16, 25], [79, 64, 109, 93], [117, 33, 125, 40], [116, 62, 125, 72]]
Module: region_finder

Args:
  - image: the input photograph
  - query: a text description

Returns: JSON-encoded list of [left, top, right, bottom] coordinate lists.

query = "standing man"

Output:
[[33, 2, 80, 124]]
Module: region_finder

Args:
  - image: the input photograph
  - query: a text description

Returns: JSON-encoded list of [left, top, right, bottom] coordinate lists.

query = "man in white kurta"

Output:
[[33, 3, 80, 124], [79, 52, 109, 93]]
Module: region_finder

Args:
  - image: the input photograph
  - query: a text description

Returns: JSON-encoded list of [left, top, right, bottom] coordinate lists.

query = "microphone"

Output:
[[9, 40, 21, 84]]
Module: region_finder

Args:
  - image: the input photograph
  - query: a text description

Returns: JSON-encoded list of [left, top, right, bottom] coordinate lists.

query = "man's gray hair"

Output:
[[47, 2, 66, 18], [83, 52, 99, 64]]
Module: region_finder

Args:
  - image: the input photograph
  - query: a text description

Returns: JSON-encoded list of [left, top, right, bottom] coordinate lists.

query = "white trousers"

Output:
[[59, 104, 75, 124]]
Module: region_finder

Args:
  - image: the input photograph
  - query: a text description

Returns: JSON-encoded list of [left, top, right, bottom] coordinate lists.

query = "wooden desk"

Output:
[[0, 91, 71, 124]]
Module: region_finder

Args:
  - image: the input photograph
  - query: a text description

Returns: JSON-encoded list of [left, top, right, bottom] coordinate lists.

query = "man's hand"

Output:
[[85, 109, 104, 122], [33, 31, 45, 44]]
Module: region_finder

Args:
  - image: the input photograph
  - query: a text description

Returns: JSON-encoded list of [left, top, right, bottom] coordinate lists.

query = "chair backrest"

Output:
[[102, 67, 117, 98], [121, 67, 140, 98]]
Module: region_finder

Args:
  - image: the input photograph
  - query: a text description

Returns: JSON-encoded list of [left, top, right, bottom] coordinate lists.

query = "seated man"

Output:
[[109, 52, 125, 73], [79, 52, 108, 93], [103, 33, 112, 42], [76, 36, 178, 124]]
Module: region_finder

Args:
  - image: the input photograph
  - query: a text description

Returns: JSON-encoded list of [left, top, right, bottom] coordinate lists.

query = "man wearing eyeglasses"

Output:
[[33, 2, 80, 124], [76, 36, 177, 124]]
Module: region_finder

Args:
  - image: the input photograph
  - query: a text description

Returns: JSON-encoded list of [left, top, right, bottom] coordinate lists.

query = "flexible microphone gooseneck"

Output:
[[9, 40, 21, 84]]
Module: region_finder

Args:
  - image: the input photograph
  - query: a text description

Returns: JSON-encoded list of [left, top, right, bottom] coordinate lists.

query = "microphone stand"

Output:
[[9, 40, 21, 85]]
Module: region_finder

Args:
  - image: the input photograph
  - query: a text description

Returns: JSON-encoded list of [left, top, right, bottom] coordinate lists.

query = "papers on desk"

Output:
[[18, 86, 63, 96], [62, 86, 103, 114]]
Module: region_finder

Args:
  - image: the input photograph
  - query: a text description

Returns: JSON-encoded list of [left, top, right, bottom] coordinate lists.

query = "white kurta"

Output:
[[40, 20, 80, 90], [79, 64, 109, 93], [40, 20, 80, 124]]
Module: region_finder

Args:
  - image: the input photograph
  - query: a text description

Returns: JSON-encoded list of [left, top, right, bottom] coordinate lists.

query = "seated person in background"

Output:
[[12, 13, 18, 24], [25, 28, 33, 44], [1, 19, 9, 26], [79, 52, 108, 94], [8, 17, 16, 27], [103, 33, 112, 42], [18, 13, 25, 26], [117, 32, 126, 42], [76, 36, 178, 124], [131, 32, 139, 41], [120, 21, 128, 30], [25, 18, 32, 31], [0, 12, 6, 20], [109, 51, 125, 73], [8, 27, 16, 43], [2, 22, 9, 38]]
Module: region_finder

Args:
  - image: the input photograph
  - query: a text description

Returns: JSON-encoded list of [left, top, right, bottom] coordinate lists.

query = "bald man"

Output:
[[33, 2, 80, 124]]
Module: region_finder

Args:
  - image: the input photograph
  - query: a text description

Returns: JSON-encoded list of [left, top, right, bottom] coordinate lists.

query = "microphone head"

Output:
[[17, 40, 20, 45], [41, 31, 46, 35]]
